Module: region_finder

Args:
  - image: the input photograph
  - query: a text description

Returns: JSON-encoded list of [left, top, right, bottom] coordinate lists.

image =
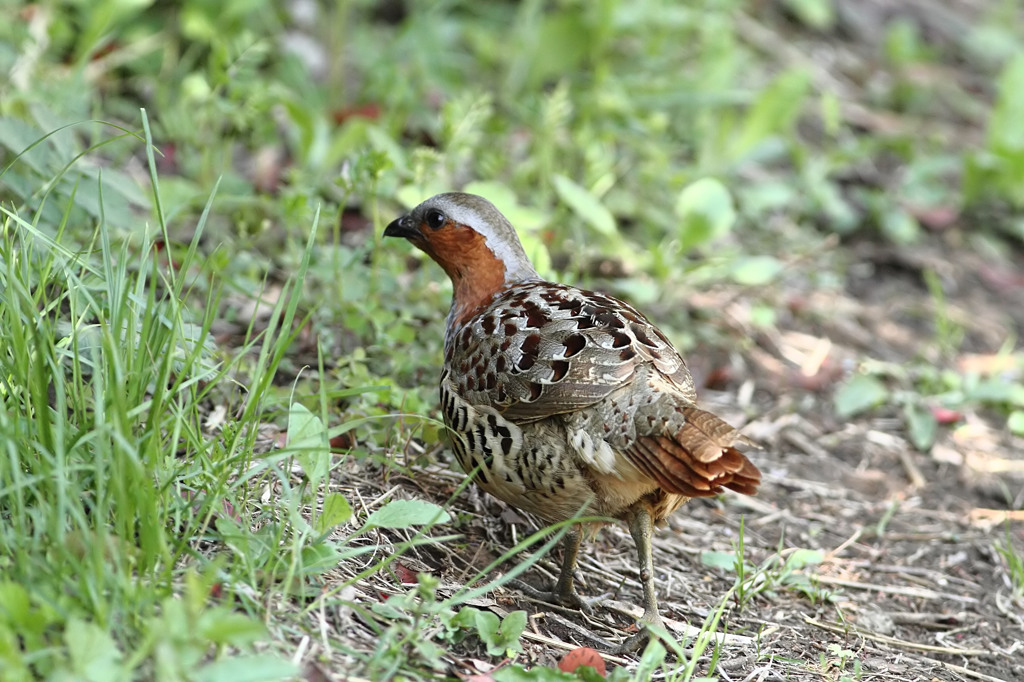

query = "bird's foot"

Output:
[[604, 612, 664, 655], [508, 578, 594, 616]]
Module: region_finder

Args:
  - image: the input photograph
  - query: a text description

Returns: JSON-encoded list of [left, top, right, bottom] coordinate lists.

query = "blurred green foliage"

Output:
[[1, 0, 1023, 677], [7, 0, 1022, 265]]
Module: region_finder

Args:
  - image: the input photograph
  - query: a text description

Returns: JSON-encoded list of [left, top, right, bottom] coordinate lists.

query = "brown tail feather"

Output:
[[679, 407, 744, 461], [630, 436, 717, 498], [723, 450, 761, 495], [626, 408, 762, 498]]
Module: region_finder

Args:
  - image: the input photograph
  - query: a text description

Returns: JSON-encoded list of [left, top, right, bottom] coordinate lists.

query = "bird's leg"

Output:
[[608, 505, 665, 654], [551, 525, 589, 611], [631, 505, 664, 630], [512, 525, 592, 614]]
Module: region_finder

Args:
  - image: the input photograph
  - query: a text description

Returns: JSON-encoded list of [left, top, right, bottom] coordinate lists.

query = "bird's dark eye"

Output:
[[424, 208, 446, 230]]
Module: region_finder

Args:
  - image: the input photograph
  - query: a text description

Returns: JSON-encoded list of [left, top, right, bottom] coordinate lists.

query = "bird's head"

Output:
[[384, 193, 540, 323]]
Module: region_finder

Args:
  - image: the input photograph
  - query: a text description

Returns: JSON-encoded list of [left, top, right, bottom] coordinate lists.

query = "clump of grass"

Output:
[[0, 114, 310, 679]]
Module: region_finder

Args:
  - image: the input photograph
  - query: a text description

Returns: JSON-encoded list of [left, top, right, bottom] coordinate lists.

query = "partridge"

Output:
[[384, 193, 761, 651]]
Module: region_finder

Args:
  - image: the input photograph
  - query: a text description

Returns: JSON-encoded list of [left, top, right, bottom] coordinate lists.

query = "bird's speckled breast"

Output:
[[439, 368, 596, 523]]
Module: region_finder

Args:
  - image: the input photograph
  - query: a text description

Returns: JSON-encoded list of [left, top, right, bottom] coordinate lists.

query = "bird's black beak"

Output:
[[383, 214, 420, 240]]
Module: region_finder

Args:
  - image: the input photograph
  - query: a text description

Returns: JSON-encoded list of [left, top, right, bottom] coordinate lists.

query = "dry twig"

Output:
[[804, 616, 990, 656]]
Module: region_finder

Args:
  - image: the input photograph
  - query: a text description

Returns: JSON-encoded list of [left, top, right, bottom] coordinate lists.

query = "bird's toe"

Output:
[[604, 612, 666, 655], [509, 578, 593, 615]]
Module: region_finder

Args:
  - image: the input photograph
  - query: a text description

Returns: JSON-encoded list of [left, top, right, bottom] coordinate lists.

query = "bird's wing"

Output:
[[560, 366, 762, 499], [448, 280, 762, 499], [446, 281, 695, 423]]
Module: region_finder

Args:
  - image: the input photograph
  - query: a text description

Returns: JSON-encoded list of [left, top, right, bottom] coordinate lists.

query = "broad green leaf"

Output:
[[1008, 410, 1024, 436], [528, 12, 589, 87], [0, 118, 54, 175], [287, 403, 329, 489], [740, 179, 798, 216], [967, 377, 1024, 405], [299, 542, 347, 576], [834, 374, 889, 418], [785, 548, 824, 570], [0, 581, 31, 623], [884, 18, 924, 66], [519, 232, 553, 277], [475, 609, 501, 646], [371, 598, 406, 622], [733, 70, 811, 159], [452, 607, 479, 630], [365, 126, 404, 172], [730, 256, 784, 285], [675, 177, 736, 252], [881, 208, 921, 245], [473, 608, 526, 657], [500, 610, 528, 642], [452, 606, 479, 630], [364, 499, 451, 529], [315, 493, 353, 533], [496, 611, 527, 655], [1005, 383, 1024, 407], [700, 551, 737, 571], [65, 617, 125, 682], [904, 403, 938, 451], [984, 53, 1024, 205], [552, 174, 616, 236], [198, 608, 266, 646], [195, 655, 298, 682]]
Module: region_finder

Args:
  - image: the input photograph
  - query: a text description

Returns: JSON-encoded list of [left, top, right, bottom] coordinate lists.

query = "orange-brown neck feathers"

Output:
[[421, 226, 508, 326], [385, 193, 541, 327]]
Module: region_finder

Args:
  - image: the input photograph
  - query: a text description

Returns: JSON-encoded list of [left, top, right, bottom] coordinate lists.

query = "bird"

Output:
[[384, 192, 761, 652]]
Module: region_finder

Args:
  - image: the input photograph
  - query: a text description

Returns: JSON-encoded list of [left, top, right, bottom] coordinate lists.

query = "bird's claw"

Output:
[[604, 613, 664, 655], [508, 578, 593, 615], [560, 589, 595, 616], [605, 626, 656, 655], [604, 629, 650, 655]]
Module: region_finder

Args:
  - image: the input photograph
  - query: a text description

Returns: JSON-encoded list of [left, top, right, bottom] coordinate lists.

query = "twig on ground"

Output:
[[886, 611, 972, 629], [896, 448, 928, 489], [969, 508, 1024, 528], [804, 616, 989, 656], [914, 656, 1013, 682], [814, 576, 980, 603]]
